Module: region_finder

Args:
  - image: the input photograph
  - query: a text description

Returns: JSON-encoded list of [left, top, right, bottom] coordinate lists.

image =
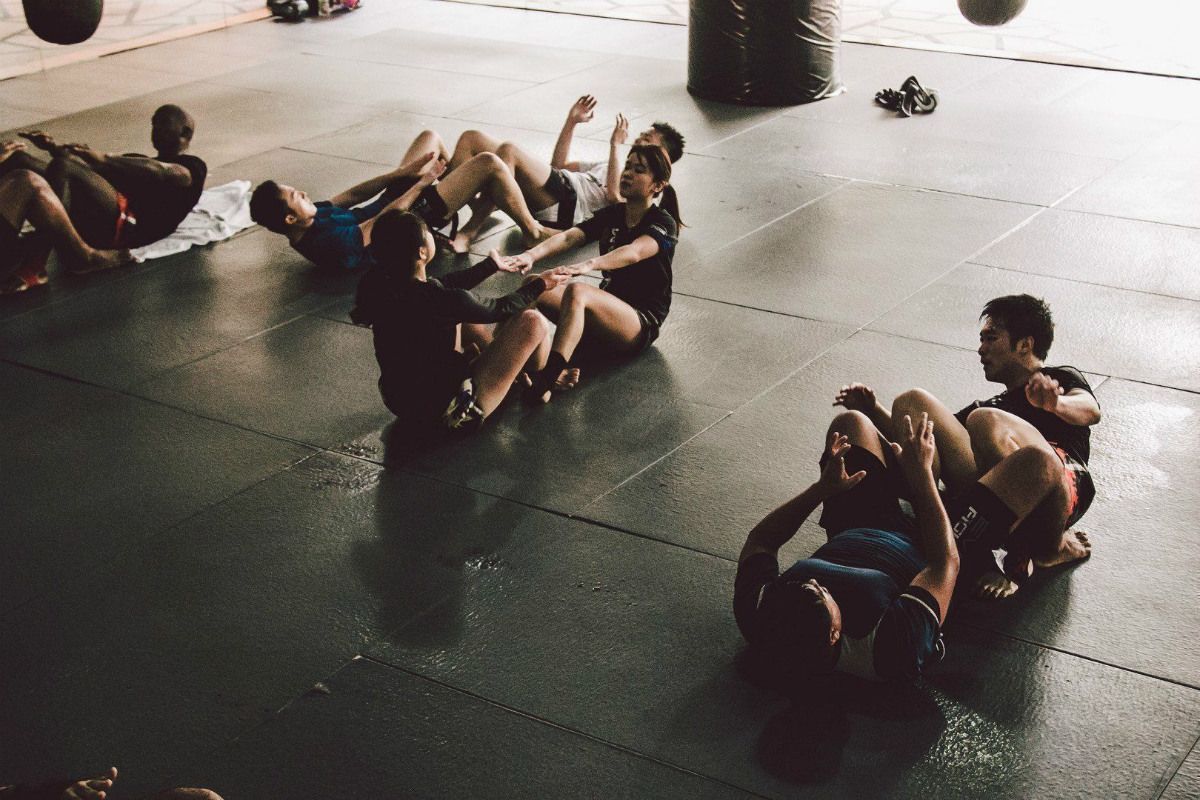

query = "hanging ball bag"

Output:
[[957, 0, 1028, 27], [22, 0, 103, 44]]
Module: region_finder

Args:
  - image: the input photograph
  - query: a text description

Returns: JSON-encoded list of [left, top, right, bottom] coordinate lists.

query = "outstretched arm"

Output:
[[552, 95, 596, 170], [893, 414, 958, 623], [494, 227, 588, 274], [566, 234, 658, 275], [332, 151, 440, 208], [64, 145, 192, 188], [739, 432, 867, 564]]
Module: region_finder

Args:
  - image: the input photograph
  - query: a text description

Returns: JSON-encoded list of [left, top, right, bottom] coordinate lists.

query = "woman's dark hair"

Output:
[[350, 210, 429, 327], [981, 294, 1054, 360], [368, 209, 429, 275], [628, 143, 683, 227]]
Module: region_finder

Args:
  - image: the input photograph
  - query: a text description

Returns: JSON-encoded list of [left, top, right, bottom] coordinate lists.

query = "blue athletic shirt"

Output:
[[291, 193, 393, 271], [735, 528, 943, 682]]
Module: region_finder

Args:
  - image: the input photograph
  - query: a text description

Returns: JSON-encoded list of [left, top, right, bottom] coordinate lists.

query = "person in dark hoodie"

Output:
[[350, 209, 573, 432]]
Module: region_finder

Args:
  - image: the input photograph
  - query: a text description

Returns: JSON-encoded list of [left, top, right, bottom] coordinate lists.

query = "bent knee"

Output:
[[5, 168, 45, 191], [472, 152, 505, 172], [1010, 445, 1061, 486], [515, 307, 550, 334], [830, 409, 874, 433], [893, 387, 937, 412], [963, 406, 1011, 434]]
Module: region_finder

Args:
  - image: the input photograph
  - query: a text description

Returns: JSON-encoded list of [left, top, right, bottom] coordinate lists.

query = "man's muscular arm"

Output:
[[1025, 373, 1102, 426], [65, 145, 192, 188]]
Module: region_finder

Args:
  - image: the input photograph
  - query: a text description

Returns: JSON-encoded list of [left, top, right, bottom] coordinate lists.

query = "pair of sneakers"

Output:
[[875, 75, 938, 117]]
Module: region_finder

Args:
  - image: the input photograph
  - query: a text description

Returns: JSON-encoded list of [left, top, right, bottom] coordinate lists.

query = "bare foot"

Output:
[[1034, 529, 1091, 568], [522, 366, 581, 405], [71, 248, 133, 275], [555, 366, 580, 391], [448, 231, 472, 254], [524, 225, 560, 247], [975, 568, 1021, 600]]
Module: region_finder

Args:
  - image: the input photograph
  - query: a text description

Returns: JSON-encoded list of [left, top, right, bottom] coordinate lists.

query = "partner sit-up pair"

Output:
[[350, 142, 682, 432], [0, 104, 206, 295], [249, 96, 683, 272], [737, 295, 1098, 682]]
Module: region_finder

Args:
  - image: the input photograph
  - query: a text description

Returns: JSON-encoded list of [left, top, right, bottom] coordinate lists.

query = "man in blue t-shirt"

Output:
[[248, 130, 557, 272], [833, 294, 1097, 598]]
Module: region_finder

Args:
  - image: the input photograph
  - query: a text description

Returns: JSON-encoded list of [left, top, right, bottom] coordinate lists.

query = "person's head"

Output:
[[151, 104, 195, 156], [752, 577, 843, 674], [369, 209, 435, 277], [977, 294, 1054, 383], [622, 143, 683, 226], [634, 121, 685, 164], [249, 180, 317, 234]]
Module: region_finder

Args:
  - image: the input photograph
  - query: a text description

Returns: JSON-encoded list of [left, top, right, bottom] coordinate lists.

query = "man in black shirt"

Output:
[[834, 294, 1098, 598], [0, 105, 206, 285]]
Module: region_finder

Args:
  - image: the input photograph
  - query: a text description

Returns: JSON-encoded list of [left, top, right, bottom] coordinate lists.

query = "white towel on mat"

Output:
[[130, 180, 255, 262]]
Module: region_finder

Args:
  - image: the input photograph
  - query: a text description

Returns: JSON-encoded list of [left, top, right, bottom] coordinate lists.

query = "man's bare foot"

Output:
[[1034, 529, 1091, 568], [449, 231, 472, 254], [976, 568, 1021, 600], [71, 248, 133, 275], [524, 225, 559, 247]]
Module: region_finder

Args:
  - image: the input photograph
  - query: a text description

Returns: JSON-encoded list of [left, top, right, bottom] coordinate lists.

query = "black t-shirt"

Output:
[[120, 153, 208, 246], [734, 530, 943, 682], [350, 258, 544, 419], [576, 203, 678, 326], [955, 366, 1097, 464]]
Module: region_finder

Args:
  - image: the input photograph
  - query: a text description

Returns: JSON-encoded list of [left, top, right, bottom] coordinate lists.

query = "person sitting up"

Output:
[[349, 209, 572, 432], [248, 130, 556, 272], [736, 407, 1075, 680], [445, 95, 685, 251], [494, 143, 681, 403], [834, 294, 1096, 598], [0, 144, 129, 295], [0, 105, 206, 290]]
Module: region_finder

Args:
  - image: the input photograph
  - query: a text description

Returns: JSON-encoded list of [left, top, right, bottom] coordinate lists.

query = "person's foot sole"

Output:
[[975, 569, 1020, 600], [1034, 529, 1091, 569]]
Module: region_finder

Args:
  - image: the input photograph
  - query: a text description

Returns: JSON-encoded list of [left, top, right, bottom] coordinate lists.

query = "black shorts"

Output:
[[632, 308, 661, 352], [572, 306, 660, 361], [541, 169, 578, 229], [0, 217, 21, 274], [379, 353, 471, 426], [817, 442, 913, 536], [410, 185, 453, 231]]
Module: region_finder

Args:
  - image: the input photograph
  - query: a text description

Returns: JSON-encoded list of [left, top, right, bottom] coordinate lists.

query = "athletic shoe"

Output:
[[441, 379, 485, 432]]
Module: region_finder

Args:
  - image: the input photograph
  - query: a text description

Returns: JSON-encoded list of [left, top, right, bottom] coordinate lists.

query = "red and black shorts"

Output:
[[1051, 444, 1095, 528]]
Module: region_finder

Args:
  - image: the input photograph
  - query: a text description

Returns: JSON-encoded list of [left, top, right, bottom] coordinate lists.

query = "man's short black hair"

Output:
[[981, 294, 1054, 360], [152, 103, 195, 141], [249, 180, 290, 233], [752, 578, 837, 673], [650, 121, 685, 164]]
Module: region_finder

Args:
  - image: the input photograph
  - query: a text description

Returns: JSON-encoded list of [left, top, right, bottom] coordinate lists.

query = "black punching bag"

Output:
[[22, 0, 103, 45], [688, 0, 843, 106], [958, 0, 1027, 26]]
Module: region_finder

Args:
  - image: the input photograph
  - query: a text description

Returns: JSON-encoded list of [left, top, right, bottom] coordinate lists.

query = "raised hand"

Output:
[[492, 250, 534, 274], [567, 94, 597, 125], [892, 413, 935, 484], [610, 113, 629, 146], [62, 143, 104, 164], [19, 129, 60, 154], [816, 431, 867, 496], [0, 140, 26, 163], [833, 382, 876, 413], [417, 151, 446, 183], [1024, 372, 1063, 412]]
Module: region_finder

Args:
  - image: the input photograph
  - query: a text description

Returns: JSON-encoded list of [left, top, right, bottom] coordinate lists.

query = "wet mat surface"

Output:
[[2, 2, 1198, 796]]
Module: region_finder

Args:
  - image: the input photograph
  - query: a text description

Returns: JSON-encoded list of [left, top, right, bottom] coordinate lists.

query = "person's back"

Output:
[[116, 151, 207, 247]]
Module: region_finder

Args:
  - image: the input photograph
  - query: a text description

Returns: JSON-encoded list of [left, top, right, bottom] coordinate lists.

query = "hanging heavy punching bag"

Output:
[[688, 0, 843, 106], [22, 0, 103, 45], [957, 0, 1027, 26]]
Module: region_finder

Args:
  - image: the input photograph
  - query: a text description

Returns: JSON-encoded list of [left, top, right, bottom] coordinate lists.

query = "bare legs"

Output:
[[0, 169, 129, 293], [446, 130, 561, 252], [434, 153, 555, 248], [468, 309, 555, 416]]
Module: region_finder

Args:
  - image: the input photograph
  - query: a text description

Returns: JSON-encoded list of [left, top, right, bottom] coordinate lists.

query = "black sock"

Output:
[[541, 351, 568, 381], [946, 482, 1018, 551]]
